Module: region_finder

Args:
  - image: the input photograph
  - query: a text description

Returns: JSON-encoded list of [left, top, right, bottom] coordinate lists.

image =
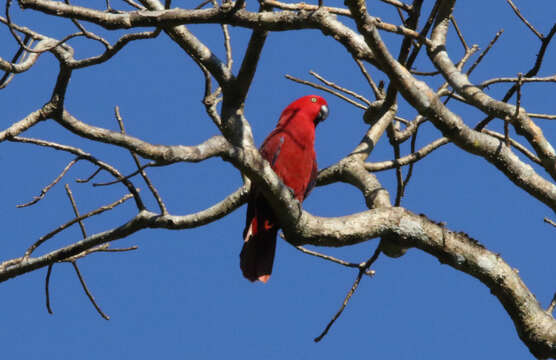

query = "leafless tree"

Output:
[[1, 0, 555, 357]]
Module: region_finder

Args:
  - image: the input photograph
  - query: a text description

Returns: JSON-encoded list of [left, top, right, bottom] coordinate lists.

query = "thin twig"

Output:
[[295, 246, 375, 275], [314, 246, 381, 342], [475, 24, 556, 130], [466, 29, 504, 76], [528, 113, 556, 120], [506, 0, 543, 40], [96, 246, 139, 253], [481, 129, 541, 165], [404, 0, 439, 70], [393, 140, 404, 206], [544, 217, 556, 228], [60, 189, 135, 324], [401, 126, 418, 195], [210, 0, 233, 71], [388, 121, 404, 206], [63, 243, 138, 262], [76, 167, 103, 183], [71, 261, 110, 320], [478, 74, 556, 88], [16, 158, 80, 208], [395, 0, 423, 67], [114, 106, 167, 214], [394, 116, 410, 125], [309, 70, 371, 106], [456, 44, 479, 71], [45, 264, 53, 314], [24, 193, 134, 258], [514, 73, 523, 118], [314, 271, 364, 342], [222, 24, 232, 71], [450, 15, 468, 51], [353, 58, 382, 100], [64, 0, 110, 48], [10, 136, 144, 210], [410, 69, 440, 76], [93, 162, 157, 186], [396, 7, 406, 26], [65, 184, 87, 238], [285, 74, 367, 109], [507, 72, 523, 146], [366, 137, 450, 172], [70, 28, 162, 70]]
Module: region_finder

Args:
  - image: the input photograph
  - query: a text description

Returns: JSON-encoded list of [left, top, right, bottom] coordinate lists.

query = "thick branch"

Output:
[[0, 39, 56, 73], [17, 0, 423, 43], [55, 109, 232, 163], [140, 0, 233, 85], [0, 107, 49, 142]]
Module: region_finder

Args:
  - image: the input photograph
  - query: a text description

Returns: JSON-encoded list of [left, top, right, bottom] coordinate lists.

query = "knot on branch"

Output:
[[363, 99, 387, 125], [219, 0, 246, 15]]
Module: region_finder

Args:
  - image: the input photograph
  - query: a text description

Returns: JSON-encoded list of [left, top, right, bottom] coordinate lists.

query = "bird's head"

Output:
[[278, 95, 329, 128]]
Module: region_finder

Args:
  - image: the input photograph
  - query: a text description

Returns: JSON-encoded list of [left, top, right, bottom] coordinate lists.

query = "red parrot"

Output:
[[240, 95, 329, 283]]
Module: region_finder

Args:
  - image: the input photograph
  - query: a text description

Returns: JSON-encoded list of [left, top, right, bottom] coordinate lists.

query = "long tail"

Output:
[[240, 206, 278, 283]]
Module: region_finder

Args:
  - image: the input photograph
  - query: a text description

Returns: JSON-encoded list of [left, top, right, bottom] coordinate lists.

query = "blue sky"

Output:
[[1, 0, 555, 358]]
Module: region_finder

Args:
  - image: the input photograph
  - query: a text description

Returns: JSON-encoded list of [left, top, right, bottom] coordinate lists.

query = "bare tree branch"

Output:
[[9, 136, 145, 210], [365, 137, 450, 172], [45, 264, 53, 314], [114, 106, 167, 215], [71, 261, 110, 320], [1, 0, 555, 357], [16, 158, 80, 208], [505, 0, 543, 40], [544, 218, 556, 228], [294, 245, 375, 275], [285, 74, 367, 109], [0, 107, 49, 142], [23, 193, 134, 258], [466, 29, 503, 76], [475, 23, 556, 130], [309, 70, 371, 106], [479, 75, 556, 88], [56, 109, 232, 164]]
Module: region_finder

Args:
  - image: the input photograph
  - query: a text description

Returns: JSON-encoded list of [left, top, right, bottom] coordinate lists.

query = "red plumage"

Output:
[[240, 95, 329, 283]]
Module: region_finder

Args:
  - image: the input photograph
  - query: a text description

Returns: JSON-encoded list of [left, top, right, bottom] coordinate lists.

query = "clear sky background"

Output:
[[1, 0, 555, 359]]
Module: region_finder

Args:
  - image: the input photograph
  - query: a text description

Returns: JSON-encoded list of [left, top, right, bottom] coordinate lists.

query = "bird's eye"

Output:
[[311, 97, 317, 103]]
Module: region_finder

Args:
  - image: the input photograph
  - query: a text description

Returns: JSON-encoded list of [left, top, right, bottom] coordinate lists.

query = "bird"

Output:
[[240, 95, 329, 283]]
